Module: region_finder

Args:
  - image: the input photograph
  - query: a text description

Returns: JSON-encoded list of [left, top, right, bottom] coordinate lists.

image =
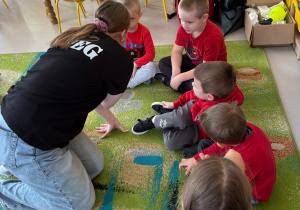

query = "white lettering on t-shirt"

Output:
[[70, 41, 103, 60], [70, 41, 91, 50], [83, 44, 103, 60]]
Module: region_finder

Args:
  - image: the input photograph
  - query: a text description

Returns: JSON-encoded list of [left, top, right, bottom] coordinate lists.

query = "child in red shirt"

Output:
[[156, 0, 227, 93], [121, 0, 156, 88], [132, 61, 244, 151], [179, 103, 276, 203]]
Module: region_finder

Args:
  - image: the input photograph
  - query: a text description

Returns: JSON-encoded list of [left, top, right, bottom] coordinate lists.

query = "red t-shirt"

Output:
[[194, 123, 276, 202], [175, 19, 227, 65], [123, 23, 155, 68], [173, 84, 244, 139]]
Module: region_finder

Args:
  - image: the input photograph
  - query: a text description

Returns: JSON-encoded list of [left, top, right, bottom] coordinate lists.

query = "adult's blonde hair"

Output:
[[50, 0, 130, 49], [180, 157, 252, 210], [179, 0, 209, 18]]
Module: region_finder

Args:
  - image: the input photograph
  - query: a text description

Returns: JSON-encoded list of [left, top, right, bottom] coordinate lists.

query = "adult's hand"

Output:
[[94, 93, 128, 138], [96, 119, 128, 139]]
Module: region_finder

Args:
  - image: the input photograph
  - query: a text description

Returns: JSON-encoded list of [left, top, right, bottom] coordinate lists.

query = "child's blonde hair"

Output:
[[200, 103, 248, 144], [180, 157, 252, 210], [118, 0, 141, 13], [193, 61, 236, 99], [50, 0, 130, 49], [179, 0, 209, 18]]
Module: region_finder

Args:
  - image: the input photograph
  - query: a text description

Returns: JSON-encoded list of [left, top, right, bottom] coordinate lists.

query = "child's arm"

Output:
[[170, 69, 195, 90], [161, 101, 175, 109], [171, 44, 184, 78], [172, 90, 197, 109], [224, 149, 245, 172], [131, 62, 139, 78], [194, 142, 225, 161], [157, 91, 195, 111], [134, 28, 155, 68], [179, 153, 209, 175], [179, 158, 197, 175]]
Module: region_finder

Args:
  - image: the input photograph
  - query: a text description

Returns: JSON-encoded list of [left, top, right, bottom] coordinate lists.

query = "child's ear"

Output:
[[139, 11, 143, 19], [207, 93, 214, 101], [201, 14, 209, 22]]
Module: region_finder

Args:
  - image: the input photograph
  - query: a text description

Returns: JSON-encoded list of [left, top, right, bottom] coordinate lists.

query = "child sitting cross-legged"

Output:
[[119, 0, 157, 88], [156, 0, 227, 93], [179, 103, 277, 204], [132, 61, 244, 152]]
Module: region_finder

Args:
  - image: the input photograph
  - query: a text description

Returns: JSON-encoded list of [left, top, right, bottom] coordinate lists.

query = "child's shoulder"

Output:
[[246, 122, 264, 136], [138, 23, 150, 31], [203, 20, 224, 38], [239, 123, 271, 149]]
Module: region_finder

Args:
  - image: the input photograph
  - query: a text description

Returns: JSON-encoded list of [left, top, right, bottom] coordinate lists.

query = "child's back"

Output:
[[193, 103, 276, 202]]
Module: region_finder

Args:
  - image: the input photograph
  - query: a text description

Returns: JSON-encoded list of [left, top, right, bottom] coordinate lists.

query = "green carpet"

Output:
[[0, 41, 299, 210]]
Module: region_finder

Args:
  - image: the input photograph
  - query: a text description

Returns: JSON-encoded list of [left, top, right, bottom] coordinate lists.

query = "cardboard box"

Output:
[[245, 0, 296, 47], [293, 30, 300, 59]]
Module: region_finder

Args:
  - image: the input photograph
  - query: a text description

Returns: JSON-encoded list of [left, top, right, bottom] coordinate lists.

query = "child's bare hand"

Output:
[[162, 101, 175, 109], [199, 153, 210, 160], [179, 158, 197, 175], [131, 63, 138, 79], [170, 74, 183, 90]]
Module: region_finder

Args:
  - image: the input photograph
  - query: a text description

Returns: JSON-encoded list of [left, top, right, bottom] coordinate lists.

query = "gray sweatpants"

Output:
[[153, 100, 199, 150]]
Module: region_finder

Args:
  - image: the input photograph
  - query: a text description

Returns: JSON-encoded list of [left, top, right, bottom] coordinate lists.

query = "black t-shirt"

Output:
[[1, 33, 133, 150]]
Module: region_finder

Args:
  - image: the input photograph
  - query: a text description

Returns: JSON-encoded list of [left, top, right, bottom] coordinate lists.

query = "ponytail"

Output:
[[50, 0, 130, 49]]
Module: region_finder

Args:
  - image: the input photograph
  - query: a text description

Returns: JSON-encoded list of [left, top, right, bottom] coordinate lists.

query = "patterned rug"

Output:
[[0, 41, 299, 210]]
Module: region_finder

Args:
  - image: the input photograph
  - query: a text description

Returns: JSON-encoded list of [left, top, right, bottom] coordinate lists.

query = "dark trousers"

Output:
[[158, 54, 197, 93], [197, 139, 215, 152]]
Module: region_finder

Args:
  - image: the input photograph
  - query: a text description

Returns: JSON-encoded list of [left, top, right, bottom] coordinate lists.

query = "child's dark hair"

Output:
[[200, 103, 247, 144], [180, 157, 252, 210], [193, 61, 236, 99], [179, 0, 209, 18], [50, 0, 130, 49]]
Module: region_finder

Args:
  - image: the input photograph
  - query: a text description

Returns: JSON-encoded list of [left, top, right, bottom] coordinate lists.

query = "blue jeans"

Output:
[[0, 112, 104, 210]]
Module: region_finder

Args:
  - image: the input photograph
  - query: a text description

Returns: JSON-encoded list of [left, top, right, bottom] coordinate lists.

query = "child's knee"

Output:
[[164, 138, 182, 151], [149, 62, 157, 76], [158, 56, 171, 69]]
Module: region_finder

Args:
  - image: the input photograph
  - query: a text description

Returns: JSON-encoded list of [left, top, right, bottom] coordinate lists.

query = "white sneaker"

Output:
[[0, 165, 12, 177]]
